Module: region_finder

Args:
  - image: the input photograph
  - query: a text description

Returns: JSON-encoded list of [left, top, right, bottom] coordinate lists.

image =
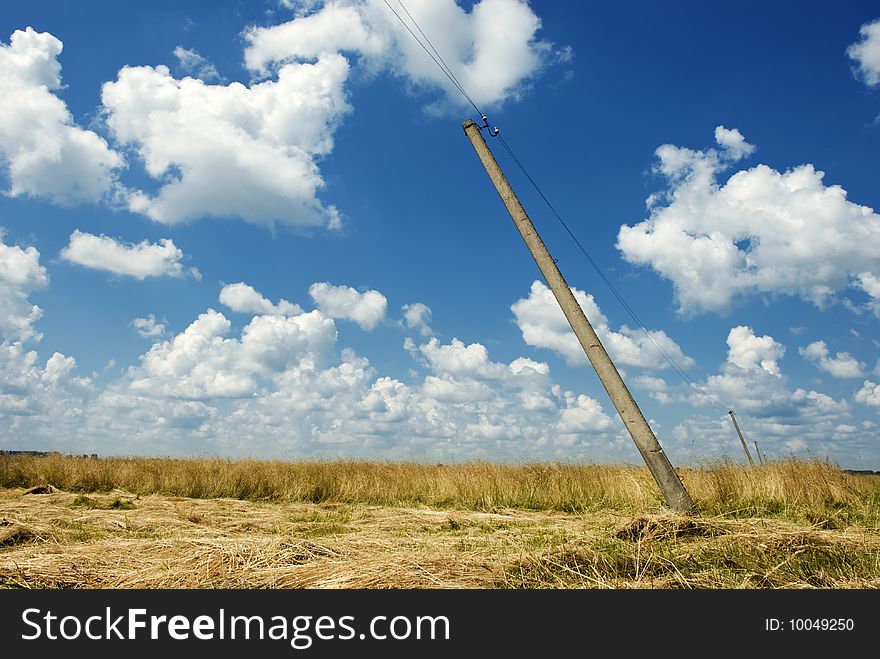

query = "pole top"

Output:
[[462, 119, 477, 131]]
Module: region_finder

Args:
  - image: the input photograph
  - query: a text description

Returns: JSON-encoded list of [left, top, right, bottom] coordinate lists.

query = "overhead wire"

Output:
[[494, 135, 730, 416], [382, 0, 731, 416], [382, 0, 482, 117]]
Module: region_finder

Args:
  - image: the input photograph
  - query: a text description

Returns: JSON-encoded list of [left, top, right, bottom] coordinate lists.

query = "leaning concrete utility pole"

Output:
[[727, 409, 755, 467], [462, 118, 697, 515]]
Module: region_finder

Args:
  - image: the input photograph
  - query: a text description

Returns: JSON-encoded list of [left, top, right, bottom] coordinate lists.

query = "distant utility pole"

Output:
[[727, 410, 755, 467], [753, 441, 765, 465], [462, 118, 697, 515]]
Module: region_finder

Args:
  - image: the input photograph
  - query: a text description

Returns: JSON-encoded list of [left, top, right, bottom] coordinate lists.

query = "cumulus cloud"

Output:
[[556, 393, 615, 433], [54, 300, 618, 460], [633, 374, 672, 404], [308, 282, 387, 330], [3, 5, 567, 230], [644, 324, 863, 463], [0, 233, 49, 343], [100, 55, 349, 228], [856, 380, 880, 407], [401, 302, 433, 336], [510, 280, 694, 371], [688, 328, 848, 423], [680, 326, 864, 465], [412, 335, 615, 439], [713, 125, 756, 161], [799, 340, 865, 378], [418, 337, 509, 379], [726, 325, 785, 376], [617, 127, 880, 315], [244, 1, 385, 74], [6, 263, 867, 463], [0, 342, 92, 418], [7, 4, 564, 229], [0, 237, 93, 423], [847, 18, 880, 87], [244, 0, 568, 112], [0, 240, 628, 460], [131, 314, 166, 339], [59, 230, 197, 280], [219, 282, 302, 316], [855, 272, 880, 318], [127, 308, 338, 400], [172, 46, 223, 82], [0, 28, 122, 205], [0, 236, 92, 428]]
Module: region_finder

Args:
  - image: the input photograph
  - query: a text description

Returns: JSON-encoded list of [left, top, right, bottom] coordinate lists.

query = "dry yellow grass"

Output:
[[2, 454, 877, 517], [1, 454, 878, 589]]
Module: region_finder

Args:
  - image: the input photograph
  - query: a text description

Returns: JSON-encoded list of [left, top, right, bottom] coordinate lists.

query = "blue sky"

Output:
[[1, 0, 879, 469]]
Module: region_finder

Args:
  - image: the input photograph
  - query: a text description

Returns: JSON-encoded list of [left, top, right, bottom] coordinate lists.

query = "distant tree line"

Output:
[[0, 450, 98, 458]]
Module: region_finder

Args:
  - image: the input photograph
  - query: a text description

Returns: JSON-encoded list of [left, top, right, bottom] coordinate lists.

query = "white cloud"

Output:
[[672, 366, 853, 464], [713, 125, 756, 161], [855, 380, 880, 407], [219, 282, 302, 316], [127, 308, 339, 400], [402, 302, 433, 336], [59, 230, 196, 280], [0, 233, 49, 343], [79, 1, 566, 229], [422, 375, 493, 403], [0, 28, 122, 205], [726, 325, 785, 376], [244, 0, 567, 112], [278, 0, 323, 13], [131, 314, 166, 339], [654, 325, 860, 463], [173, 46, 223, 82], [510, 280, 695, 371], [51, 299, 620, 461], [556, 393, 615, 433], [129, 309, 252, 400], [856, 272, 880, 318], [308, 282, 387, 330], [0, 342, 92, 419], [418, 337, 508, 379], [799, 340, 865, 378], [617, 127, 880, 315], [847, 19, 880, 87], [244, 1, 385, 75], [693, 328, 849, 422], [508, 356, 549, 377], [0, 237, 94, 440], [411, 336, 616, 446], [7, 268, 867, 463], [100, 54, 349, 228], [633, 374, 672, 404]]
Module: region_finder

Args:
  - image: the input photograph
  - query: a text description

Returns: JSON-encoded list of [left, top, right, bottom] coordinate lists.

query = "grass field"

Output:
[[1, 454, 878, 588]]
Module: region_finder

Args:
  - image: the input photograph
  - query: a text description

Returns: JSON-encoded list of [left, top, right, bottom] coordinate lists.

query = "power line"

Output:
[[382, 0, 482, 117], [495, 134, 730, 415], [382, 0, 730, 416]]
